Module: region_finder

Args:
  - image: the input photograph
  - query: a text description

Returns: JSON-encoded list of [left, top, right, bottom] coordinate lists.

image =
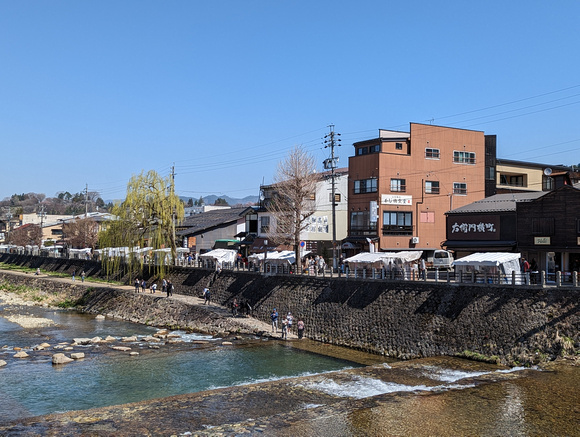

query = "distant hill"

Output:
[[180, 194, 258, 207]]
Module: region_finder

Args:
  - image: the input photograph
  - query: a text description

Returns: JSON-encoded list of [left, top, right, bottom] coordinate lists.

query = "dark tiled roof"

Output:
[[176, 207, 250, 236], [447, 192, 546, 214]]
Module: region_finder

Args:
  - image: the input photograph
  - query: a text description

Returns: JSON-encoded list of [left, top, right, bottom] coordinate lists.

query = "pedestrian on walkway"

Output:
[[297, 319, 305, 339], [286, 312, 293, 334], [203, 287, 211, 305], [141, 279, 147, 293], [72, 271, 76, 282], [81, 271, 85, 282], [232, 298, 239, 317], [162, 278, 167, 294], [166, 280, 173, 297], [281, 319, 288, 340], [271, 308, 279, 333], [135, 278, 140, 293], [151, 283, 157, 294]]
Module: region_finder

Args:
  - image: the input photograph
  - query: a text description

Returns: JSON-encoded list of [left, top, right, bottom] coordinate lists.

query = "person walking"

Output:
[[162, 278, 167, 294], [166, 280, 173, 297], [81, 271, 85, 282], [72, 270, 76, 282], [232, 298, 239, 317], [203, 287, 211, 305], [286, 312, 293, 334], [135, 278, 140, 293], [420, 258, 426, 280], [271, 308, 279, 333], [297, 319, 305, 339], [141, 279, 147, 293], [281, 319, 288, 340], [151, 283, 157, 294]]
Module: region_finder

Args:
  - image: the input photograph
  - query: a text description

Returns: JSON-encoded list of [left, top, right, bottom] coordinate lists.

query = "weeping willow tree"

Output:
[[98, 170, 185, 279]]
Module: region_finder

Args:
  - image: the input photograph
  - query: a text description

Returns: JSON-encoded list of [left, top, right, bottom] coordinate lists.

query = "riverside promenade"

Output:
[[0, 269, 297, 339]]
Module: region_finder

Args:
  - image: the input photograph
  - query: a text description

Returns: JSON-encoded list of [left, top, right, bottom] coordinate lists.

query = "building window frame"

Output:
[[453, 182, 467, 195], [382, 211, 413, 235], [329, 193, 341, 203], [260, 216, 270, 234], [420, 211, 435, 223], [425, 180, 440, 194], [390, 178, 406, 193], [356, 146, 368, 156], [395, 142, 403, 150], [425, 148, 440, 159], [354, 178, 378, 194], [453, 150, 476, 164]]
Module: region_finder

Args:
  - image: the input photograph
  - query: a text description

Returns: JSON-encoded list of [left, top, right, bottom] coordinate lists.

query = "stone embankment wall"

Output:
[[1, 254, 578, 364]]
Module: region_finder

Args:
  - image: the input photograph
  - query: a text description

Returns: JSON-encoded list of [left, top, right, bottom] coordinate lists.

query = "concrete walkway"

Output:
[[4, 269, 298, 339]]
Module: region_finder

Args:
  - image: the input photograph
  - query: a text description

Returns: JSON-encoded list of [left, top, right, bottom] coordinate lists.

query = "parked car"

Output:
[[432, 250, 454, 270]]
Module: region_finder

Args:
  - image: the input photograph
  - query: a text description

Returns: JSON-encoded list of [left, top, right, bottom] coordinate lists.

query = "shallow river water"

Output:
[[1, 303, 578, 436]]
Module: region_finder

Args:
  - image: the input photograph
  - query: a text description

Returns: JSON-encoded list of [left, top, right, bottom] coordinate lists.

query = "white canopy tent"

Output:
[[248, 250, 296, 266], [454, 252, 521, 275], [344, 251, 423, 269], [454, 252, 521, 283], [199, 249, 238, 266], [68, 248, 92, 258]]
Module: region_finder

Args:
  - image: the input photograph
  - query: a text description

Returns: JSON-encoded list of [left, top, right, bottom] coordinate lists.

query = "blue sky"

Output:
[[1, 1, 579, 202]]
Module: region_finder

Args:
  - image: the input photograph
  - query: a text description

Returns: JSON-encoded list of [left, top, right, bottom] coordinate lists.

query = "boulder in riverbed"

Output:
[[14, 351, 29, 358], [52, 353, 74, 365], [73, 338, 92, 345], [0, 360, 6, 367], [71, 353, 85, 360]]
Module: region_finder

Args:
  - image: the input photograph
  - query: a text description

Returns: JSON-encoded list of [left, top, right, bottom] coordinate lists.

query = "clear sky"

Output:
[[1, 1, 579, 202]]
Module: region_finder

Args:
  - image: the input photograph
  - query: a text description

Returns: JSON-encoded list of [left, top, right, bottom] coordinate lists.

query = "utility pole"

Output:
[[324, 125, 341, 272], [84, 183, 89, 218], [37, 204, 46, 246], [170, 164, 177, 258]]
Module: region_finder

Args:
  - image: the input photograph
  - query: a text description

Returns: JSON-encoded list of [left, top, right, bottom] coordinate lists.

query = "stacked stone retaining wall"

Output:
[[1, 254, 578, 364]]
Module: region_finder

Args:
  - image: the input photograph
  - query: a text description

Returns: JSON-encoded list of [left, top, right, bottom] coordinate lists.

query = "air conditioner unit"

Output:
[[411, 237, 419, 244]]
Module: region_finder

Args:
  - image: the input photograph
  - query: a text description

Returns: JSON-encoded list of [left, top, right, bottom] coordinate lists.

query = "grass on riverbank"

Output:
[[0, 263, 124, 286]]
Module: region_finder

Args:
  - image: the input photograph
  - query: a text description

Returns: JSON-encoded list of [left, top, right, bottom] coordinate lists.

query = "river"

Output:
[[1, 301, 578, 436]]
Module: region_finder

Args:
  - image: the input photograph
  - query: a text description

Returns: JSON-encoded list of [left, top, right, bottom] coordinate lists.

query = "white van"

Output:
[[432, 250, 454, 269]]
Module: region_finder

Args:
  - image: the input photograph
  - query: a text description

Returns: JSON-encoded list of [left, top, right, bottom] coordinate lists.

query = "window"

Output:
[[356, 146, 368, 155], [369, 144, 381, 153], [486, 166, 495, 180], [260, 216, 270, 233], [532, 218, 555, 235], [543, 176, 554, 191], [350, 211, 372, 230], [383, 211, 412, 235], [500, 174, 525, 187], [354, 178, 377, 194], [453, 150, 476, 164], [425, 148, 440, 159], [390, 178, 406, 192], [246, 213, 258, 233], [329, 193, 341, 203], [308, 193, 316, 201], [395, 142, 403, 150], [425, 180, 440, 194], [420, 211, 435, 223], [453, 182, 467, 195]]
